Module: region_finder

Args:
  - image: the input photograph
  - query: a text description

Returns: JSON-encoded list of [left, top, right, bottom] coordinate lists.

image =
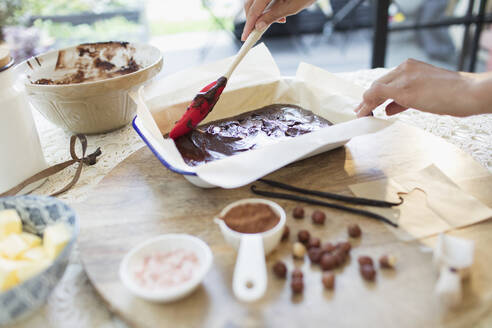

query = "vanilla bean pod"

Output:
[[250, 185, 398, 228], [258, 179, 403, 207]]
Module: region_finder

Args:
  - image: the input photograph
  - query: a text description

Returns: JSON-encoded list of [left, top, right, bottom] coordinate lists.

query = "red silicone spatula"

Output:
[[169, 28, 266, 140]]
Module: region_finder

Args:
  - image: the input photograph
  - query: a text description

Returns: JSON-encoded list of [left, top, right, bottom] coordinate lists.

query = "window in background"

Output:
[[1, 0, 145, 62], [3, 0, 490, 74], [385, 0, 492, 72]]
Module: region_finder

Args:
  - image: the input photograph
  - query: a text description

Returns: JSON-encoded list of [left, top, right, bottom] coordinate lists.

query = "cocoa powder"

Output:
[[222, 203, 280, 234]]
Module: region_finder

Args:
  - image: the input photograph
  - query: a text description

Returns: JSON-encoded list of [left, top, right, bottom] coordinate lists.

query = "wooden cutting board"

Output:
[[75, 122, 492, 328]]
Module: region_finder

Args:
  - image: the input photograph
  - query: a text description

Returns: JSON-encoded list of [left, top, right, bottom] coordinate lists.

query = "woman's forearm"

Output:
[[468, 74, 492, 115]]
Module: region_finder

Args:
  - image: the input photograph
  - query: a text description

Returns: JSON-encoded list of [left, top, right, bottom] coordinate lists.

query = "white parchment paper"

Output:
[[133, 43, 393, 188]]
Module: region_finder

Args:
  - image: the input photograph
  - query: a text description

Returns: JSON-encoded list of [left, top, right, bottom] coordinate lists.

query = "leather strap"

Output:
[[0, 134, 101, 197]]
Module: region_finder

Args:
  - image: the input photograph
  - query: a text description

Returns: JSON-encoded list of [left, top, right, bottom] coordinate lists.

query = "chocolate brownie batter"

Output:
[[172, 104, 332, 166]]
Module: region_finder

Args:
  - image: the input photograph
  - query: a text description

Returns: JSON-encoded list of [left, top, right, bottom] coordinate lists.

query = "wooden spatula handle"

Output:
[[224, 28, 266, 80]]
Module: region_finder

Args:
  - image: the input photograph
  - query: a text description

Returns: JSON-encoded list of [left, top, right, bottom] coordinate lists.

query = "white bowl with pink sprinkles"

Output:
[[119, 234, 213, 302]]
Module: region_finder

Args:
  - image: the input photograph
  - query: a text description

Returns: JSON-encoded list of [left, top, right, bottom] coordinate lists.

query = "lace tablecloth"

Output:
[[13, 69, 492, 328]]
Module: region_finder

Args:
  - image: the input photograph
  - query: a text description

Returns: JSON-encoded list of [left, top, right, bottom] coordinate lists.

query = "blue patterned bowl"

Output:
[[0, 196, 78, 325]]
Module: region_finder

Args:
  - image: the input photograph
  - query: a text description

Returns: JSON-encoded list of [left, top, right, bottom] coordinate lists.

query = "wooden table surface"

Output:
[[75, 121, 492, 328]]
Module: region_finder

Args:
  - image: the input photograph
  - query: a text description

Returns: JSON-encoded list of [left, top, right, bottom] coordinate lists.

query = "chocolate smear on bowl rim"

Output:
[[33, 41, 141, 85]]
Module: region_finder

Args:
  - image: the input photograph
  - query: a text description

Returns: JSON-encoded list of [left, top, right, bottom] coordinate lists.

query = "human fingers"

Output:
[[354, 68, 399, 114], [255, 0, 316, 30], [356, 82, 394, 117], [385, 101, 408, 116], [244, 0, 254, 16], [242, 0, 271, 41], [254, 3, 289, 30], [373, 66, 400, 85]]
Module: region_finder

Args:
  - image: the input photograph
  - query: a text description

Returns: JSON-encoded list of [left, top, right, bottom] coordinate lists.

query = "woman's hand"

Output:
[[242, 0, 316, 41], [355, 59, 491, 117]]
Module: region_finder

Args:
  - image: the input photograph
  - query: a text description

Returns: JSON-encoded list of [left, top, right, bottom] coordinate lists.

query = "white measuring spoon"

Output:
[[215, 198, 286, 302]]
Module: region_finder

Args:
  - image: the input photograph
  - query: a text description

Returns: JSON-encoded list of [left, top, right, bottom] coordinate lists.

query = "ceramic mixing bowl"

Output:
[[17, 42, 163, 134], [0, 196, 78, 325]]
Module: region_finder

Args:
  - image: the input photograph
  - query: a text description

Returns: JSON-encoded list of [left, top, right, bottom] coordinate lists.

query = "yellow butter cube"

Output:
[[17, 259, 51, 282], [0, 234, 29, 259], [0, 258, 26, 292], [19, 232, 42, 248], [21, 246, 47, 261], [0, 210, 22, 241], [43, 223, 71, 260]]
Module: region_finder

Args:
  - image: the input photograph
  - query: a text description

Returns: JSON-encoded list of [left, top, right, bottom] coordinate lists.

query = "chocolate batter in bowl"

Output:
[[18, 42, 163, 134], [172, 104, 332, 166], [31, 42, 143, 85]]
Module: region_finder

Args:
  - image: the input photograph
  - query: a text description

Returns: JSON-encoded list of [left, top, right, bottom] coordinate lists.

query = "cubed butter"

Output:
[[21, 246, 47, 261], [43, 223, 71, 259], [0, 210, 22, 241], [16, 259, 51, 282], [19, 232, 42, 248], [0, 258, 27, 292], [0, 234, 30, 259]]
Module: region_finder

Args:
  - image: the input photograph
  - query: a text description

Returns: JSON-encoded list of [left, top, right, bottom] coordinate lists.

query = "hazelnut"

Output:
[[293, 242, 307, 259], [321, 242, 335, 254], [293, 206, 305, 219], [291, 278, 304, 293], [311, 210, 326, 224], [360, 264, 376, 281], [292, 268, 303, 279], [379, 255, 397, 269], [273, 261, 287, 278], [333, 249, 347, 266], [348, 224, 362, 238], [297, 230, 310, 245], [358, 256, 373, 266], [322, 272, 335, 290], [320, 253, 338, 271], [281, 225, 290, 242], [308, 247, 323, 263], [337, 241, 351, 254], [307, 237, 321, 249]]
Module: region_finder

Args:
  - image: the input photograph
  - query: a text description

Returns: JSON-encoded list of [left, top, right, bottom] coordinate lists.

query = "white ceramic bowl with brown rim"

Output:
[[16, 42, 163, 134]]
